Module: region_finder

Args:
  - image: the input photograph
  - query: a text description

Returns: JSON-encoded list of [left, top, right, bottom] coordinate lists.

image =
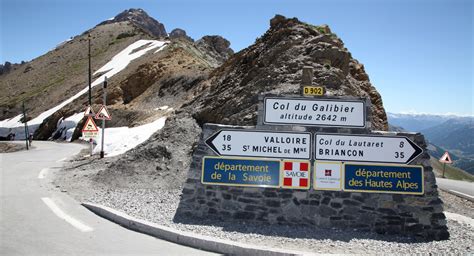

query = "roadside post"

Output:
[[88, 34, 92, 107], [301, 66, 325, 96], [439, 151, 453, 178], [94, 77, 112, 158], [22, 101, 29, 150]]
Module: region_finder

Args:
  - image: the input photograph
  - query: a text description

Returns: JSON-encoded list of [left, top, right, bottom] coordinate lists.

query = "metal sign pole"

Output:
[[22, 101, 29, 150], [90, 138, 93, 156], [88, 34, 92, 107], [87, 34, 93, 156], [100, 77, 107, 158], [442, 162, 446, 178]]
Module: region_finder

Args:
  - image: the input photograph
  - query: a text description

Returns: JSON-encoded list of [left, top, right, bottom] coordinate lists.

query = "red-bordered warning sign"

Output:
[[82, 116, 99, 138], [439, 151, 452, 164], [82, 116, 99, 132], [281, 160, 311, 189], [84, 105, 95, 117], [95, 105, 112, 120]]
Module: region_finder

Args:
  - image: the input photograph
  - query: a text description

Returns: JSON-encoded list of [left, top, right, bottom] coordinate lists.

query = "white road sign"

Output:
[[315, 134, 423, 164], [439, 151, 452, 164], [206, 130, 311, 159], [264, 97, 366, 128], [95, 105, 112, 120], [83, 105, 95, 117]]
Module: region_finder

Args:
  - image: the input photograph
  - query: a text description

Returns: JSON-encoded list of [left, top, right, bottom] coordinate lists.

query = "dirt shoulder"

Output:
[[0, 142, 30, 153], [439, 189, 474, 219]]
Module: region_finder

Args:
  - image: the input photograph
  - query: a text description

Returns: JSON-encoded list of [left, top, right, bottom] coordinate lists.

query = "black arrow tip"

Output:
[[406, 138, 424, 164], [205, 130, 222, 155]]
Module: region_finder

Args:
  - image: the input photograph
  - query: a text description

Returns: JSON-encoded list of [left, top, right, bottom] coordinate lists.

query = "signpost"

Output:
[[95, 77, 110, 158], [344, 163, 424, 195], [202, 156, 280, 187], [95, 105, 111, 120], [314, 133, 423, 164], [263, 97, 366, 127], [182, 67, 444, 239], [84, 105, 95, 117], [82, 116, 99, 137], [439, 151, 452, 178], [22, 101, 29, 150], [205, 130, 311, 159], [82, 116, 99, 156]]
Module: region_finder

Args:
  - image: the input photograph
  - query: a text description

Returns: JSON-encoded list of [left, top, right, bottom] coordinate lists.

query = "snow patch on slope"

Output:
[[92, 117, 166, 157], [92, 40, 168, 86], [52, 112, 84, 141], [154, 105, 173, 112]]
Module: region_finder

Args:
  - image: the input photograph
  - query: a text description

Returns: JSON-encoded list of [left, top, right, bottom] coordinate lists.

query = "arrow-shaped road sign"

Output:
[[206, 129, 311, 159], [315, 133, 423, 164]]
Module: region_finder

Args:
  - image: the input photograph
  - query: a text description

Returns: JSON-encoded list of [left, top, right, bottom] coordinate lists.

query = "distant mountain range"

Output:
[[387, 112, 473, 131], [388, 112, 474, 176]]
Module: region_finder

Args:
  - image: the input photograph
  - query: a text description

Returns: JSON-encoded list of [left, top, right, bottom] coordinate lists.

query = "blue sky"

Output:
[[1, 0, 472, 116]]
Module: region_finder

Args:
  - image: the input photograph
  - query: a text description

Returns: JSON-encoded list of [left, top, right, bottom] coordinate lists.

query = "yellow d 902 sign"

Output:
[[303, 86, 324, 96]]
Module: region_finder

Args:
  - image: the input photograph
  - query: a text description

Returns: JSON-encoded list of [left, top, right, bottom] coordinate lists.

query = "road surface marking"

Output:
[[41, 197, 93, 232], [450, 190, 474, 200], [56, 157, 67, 163], [38, 168, 48, 179]]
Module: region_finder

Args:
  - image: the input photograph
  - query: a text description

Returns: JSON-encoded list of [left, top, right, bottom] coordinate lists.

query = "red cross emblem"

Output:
[[282, 161, 310, 189]]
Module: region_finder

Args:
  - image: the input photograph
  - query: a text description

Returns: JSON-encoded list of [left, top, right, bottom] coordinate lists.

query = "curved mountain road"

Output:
[[436, 177, 474, 201], [0, 141, 216, 255]]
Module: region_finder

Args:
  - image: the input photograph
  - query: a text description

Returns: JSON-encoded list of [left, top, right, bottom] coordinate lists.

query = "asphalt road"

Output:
[[436, 177, 474, 201], [0, 141, 217, 255]]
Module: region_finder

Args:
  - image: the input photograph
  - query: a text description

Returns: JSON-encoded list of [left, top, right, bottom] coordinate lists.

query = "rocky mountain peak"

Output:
[[190, 14, 388, 131], [99, 8, 167, 38], [169, 28, 194, 42], [195, 36, 234, 65], [269, 14, 300, 29]]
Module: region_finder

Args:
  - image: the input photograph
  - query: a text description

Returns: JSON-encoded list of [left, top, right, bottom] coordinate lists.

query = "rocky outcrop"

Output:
[[0, 62, 12, 75], [94, 113, 202, 189], [195, 36, 234, 67], [169, 28, 193, 42], [120, 63, 161, 104], [189, 15, 388, 131], [99, 8, 167, 38]]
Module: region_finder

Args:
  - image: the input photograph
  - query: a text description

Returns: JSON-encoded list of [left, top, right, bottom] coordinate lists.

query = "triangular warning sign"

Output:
[[439, 151, 452, 164], [84, 105, 95, 117], [82, 116, 99, 132], [94, 105, 112, 120]]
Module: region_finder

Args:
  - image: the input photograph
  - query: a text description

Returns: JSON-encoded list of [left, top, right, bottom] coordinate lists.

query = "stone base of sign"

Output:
[[176, 123, 449, 241]]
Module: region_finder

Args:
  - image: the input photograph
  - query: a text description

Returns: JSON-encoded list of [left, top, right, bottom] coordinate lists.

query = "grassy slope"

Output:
[[430, 157, 474, 182]]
